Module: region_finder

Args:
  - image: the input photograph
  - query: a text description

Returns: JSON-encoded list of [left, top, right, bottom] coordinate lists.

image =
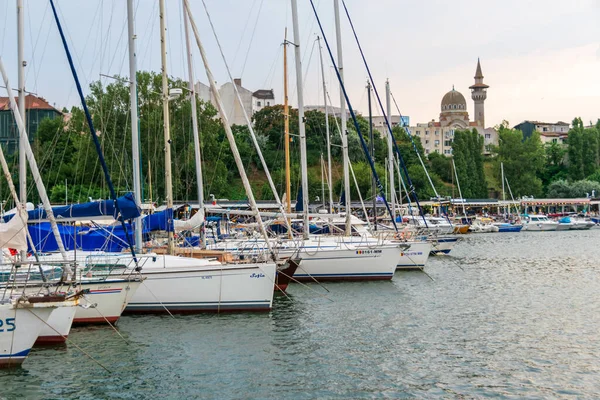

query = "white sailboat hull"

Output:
[[124, 261, 276, 313], [36, 301, 77, 345], [428, 236, 458, 256], [0, 301, 54, 367], [290, 244, 400, 281], [210, 237, 402, 281], [73, 279, 141, 324], [396, 241, 432, 269]]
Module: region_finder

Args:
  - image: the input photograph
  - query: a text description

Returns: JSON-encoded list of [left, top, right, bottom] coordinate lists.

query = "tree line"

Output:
[[2, 70, 598, 209]]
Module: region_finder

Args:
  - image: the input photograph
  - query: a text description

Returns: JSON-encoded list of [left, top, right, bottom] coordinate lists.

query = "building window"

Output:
[[435, 130, 439, 135], [542, 127, 548, 132], [485, 133, 491, 139], [257, 101, 262, 107], [425, 140, 429, 144], [425, 130, 429, 135], [425, 149, 430, 154], [415, 131, 420, 135], [266, 101, 270, 106], [434, 140, 440, 146], [444, 140, 452, 146], [552, 138, 558, 144]]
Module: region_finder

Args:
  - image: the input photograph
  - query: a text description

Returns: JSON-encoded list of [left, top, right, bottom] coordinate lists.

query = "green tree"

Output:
[[492, 126, 544, 198]]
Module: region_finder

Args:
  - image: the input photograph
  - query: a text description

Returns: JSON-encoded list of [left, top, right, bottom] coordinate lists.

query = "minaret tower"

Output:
[[469, 58, 489, 127]]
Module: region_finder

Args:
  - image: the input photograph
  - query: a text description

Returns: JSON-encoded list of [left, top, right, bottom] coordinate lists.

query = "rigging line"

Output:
[[239, 0, 264, 78], [49, 0, 138, 265], [260, 45, 282, 92], [138, 1, 158, 69], [231, 0, 258, 68], [32, 9, 53, 96], [0, 1, 8, 55], [54, 0, 103, 113], [24, 307, 112, 373], [390, 90, 440, 199], [24, 0, 46, 91], [308, 0, 398, 232], [339, 0, 427, 228], [105, 7, 130, 77]]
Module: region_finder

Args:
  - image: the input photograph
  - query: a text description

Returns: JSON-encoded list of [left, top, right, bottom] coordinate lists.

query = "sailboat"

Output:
[[206, 0, 405, 281]]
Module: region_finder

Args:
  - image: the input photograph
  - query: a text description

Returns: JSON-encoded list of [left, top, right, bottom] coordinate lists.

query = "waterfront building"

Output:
[[513, 120, 570, 145], [405, 59, 498, 156], [0, 94, 62, 153], [195, 78, 274, 126], [371, 115, 410, 136]]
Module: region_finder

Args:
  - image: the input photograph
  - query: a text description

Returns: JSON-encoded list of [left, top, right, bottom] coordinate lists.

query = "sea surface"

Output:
[[2, 229, 600, 399]]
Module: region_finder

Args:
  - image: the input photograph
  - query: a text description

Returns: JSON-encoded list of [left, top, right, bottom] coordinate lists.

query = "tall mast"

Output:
[[0, 59, 70, 266], [501, 161, 506, 216], [17, 0, 26, 261], [385, 80, 396, 218], [367, 80, 376, 230], [159, 0, 174, 254], [183, 1, 205, 248], [317, 36, 333, 213], [127, 0, 142, 253], [291, 0, 309, 239], [183, 0, 275, 255], [333, 0, 352, 235], [452, 158, 466, 216], [283, 28, 291, 215]]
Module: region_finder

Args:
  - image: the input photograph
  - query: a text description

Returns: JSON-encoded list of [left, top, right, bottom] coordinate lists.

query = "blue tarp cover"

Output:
[[5, 193, 141, 223]]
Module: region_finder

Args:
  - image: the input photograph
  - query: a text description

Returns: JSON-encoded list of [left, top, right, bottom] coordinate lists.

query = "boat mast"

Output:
[[159, 0, 175, 255], [321, 153, 325, 209], [367, 80, 376, 230], [0, 59, 70, 266], [334, 0, 352, 235], [17, 0, 26, 261], [291, 0, 310, 239], [127, 0, 143, 253], [283, 29, 291, 216], [183, 1, 206, 248], [452, 158, 466, 215], [317, 36, 333, 213], [184, 0, 275, 255], [385, 80, 396, 220], [501, 161, 506, 217]]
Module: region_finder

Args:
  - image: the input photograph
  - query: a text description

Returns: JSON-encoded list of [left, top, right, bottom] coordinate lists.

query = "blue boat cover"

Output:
[[5, 193, 141, 223], [28, 208, 174, 253]]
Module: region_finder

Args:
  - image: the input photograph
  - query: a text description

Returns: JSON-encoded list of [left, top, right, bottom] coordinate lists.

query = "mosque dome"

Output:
[[441, 87, 467, 112]]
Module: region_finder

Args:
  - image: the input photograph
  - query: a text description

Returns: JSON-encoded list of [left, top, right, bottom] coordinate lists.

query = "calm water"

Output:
[[2, 230, 600, 399]]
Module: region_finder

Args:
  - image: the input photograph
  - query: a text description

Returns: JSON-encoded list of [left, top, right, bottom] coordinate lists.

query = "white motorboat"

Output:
[[403, 215, 454, 235], [469, 218, 500, 233], [522, 214, 559, 231]]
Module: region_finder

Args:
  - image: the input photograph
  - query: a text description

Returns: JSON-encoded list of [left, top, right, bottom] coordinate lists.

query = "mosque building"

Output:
[[407, 59, 498, 156]]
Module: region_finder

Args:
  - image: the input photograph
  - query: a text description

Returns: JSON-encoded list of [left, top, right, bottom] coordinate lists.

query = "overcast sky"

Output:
[[1, 0, 598, 128]]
